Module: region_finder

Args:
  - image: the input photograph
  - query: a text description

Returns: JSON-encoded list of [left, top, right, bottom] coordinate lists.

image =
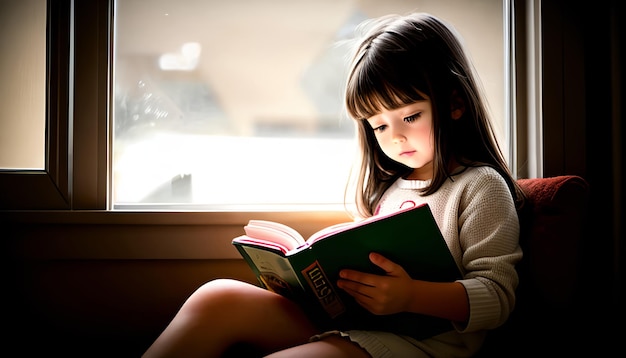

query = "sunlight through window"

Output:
[[112, 0, 505, 210]]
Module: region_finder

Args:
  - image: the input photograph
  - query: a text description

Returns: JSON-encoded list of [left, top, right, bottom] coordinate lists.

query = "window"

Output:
[[0, 0, 46, 171], [112, 0, 509, 210], [0, 0, 513, 214], [0, 0, 520, 260]]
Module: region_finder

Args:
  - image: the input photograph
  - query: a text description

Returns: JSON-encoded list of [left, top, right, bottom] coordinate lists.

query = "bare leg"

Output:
[[142, 278, 319, 358], [265, 335, 372, 358]]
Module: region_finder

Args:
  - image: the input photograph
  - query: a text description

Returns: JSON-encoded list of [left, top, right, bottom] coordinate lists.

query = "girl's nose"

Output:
[[392, 131, 406, 143]]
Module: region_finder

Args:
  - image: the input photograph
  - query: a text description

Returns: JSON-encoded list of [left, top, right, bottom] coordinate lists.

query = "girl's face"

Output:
[[366, 98, 434, 180]]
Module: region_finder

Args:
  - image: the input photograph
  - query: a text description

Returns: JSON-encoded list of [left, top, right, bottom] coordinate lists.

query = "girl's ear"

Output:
[[451, 91, 465, 120]]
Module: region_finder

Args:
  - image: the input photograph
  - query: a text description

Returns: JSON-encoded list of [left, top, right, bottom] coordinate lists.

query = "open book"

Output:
[[232, 203, 462, 340]]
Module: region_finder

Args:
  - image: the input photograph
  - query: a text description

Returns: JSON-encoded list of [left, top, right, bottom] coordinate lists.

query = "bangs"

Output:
[[345, 58, 429, 120]]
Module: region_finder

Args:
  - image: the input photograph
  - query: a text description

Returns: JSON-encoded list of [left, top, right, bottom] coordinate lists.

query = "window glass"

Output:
[[112, 0, 506, 210], [0, 0, 46, 170]]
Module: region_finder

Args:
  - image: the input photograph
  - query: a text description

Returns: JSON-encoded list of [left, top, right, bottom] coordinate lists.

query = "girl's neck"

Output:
[[405, 171, 431, 181], [404, 160, 463, 181], [405, 162, 433, 180]]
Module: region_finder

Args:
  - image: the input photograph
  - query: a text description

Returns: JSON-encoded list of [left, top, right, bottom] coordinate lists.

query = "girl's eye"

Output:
[[372, 124, 387, 132], [404, 113, 421, 123]]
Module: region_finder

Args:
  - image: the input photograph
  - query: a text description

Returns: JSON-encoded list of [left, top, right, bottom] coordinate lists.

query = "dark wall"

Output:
[[542, 0, 624, 342], [3, 235, 257, 356]]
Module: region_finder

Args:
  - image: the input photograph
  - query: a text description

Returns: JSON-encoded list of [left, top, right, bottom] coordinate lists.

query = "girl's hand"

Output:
[[336, 252, 414, 315]]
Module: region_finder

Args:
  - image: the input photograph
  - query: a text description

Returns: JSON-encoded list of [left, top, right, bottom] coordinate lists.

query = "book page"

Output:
[[306, 221, 356, 244], [244, 220, 306, 251]]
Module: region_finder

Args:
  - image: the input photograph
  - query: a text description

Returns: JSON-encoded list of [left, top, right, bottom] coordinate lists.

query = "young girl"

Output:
[[143, 12, 524, 358]]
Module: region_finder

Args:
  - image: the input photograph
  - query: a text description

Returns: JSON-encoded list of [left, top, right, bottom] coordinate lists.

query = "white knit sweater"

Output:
[[375, 165, 522, 356]]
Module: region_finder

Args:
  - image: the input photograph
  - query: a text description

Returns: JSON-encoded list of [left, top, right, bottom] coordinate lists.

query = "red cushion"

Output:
[[516, 175, 590, 306]]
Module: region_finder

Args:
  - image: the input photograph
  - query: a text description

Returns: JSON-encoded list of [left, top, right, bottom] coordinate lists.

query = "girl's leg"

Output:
[[265, 335, 372, 358], [142, 278, 319, 358]]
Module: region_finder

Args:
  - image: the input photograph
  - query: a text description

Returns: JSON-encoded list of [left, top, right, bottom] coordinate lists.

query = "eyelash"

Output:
[[371, 112, 421, 133], [404, 113, 421, 123]]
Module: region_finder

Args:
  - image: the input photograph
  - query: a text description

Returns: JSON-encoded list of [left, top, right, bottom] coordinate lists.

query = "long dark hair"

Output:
[[344, 13, 524, 217]]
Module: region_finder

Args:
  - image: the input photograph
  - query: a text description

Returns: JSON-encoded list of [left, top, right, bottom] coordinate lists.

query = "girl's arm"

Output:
[[405, 279, 469, 323]]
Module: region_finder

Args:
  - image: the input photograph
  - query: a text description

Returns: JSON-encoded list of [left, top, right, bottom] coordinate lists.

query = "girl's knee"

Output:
[[185, 279, 266, 312], [196, 278, 262, 298]]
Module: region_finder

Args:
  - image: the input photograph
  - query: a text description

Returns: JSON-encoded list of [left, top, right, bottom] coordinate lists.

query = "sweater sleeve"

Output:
[[452, 168, 522, 333]]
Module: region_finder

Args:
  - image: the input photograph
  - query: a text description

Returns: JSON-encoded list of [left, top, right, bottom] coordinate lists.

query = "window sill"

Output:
[[4, 210, 352, 260]]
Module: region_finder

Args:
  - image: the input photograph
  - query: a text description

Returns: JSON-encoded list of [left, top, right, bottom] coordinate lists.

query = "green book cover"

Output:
[[232, 203, 462, 339]]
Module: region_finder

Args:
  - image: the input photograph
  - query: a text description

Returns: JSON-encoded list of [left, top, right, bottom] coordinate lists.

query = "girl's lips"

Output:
[[399, 150, 416, 156]]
